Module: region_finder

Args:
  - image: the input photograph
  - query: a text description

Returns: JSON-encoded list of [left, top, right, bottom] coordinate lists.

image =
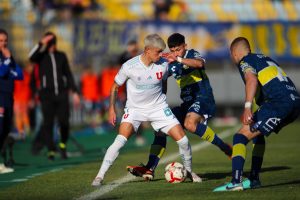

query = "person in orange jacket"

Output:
[[13, 63, 33, 138]]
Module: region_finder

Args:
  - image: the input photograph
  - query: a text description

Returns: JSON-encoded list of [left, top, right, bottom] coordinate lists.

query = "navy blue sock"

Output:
[[195, 123, 230, 153], [250, 135, 265, 181], [232, 133, 249, 184], [146, 134, 167, 171]]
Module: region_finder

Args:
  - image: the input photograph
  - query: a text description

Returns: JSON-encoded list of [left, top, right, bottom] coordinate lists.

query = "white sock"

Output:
[[176, 136, 192, 172], [96, 134, 127, 179]]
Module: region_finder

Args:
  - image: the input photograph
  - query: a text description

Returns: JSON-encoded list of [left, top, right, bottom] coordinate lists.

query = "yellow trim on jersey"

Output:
[[252, 144, 265, 157], [258, 65, 287, 86], [176, 70, 203, 89], [232, 144, 246, 159]]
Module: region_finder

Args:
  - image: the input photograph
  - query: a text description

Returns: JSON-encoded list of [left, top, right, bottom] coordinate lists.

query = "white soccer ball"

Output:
[[164, 162, 187, 183]]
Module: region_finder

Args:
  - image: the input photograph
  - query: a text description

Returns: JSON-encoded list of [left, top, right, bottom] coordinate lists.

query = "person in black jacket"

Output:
[[0, 28, 23, 172], [29, 31, 80, 160]]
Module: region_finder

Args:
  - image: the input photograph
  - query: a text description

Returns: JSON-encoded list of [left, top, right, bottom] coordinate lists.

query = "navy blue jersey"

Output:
[[0, 53, 23, 93], [168, 49, 214, 104], [238, 53, 300, 105]]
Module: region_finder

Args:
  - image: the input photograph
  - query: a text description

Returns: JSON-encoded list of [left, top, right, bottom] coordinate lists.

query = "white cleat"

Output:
[[187, 171, 202, 183], [91, 177, 103, 187], [0, 163, 14, 174]]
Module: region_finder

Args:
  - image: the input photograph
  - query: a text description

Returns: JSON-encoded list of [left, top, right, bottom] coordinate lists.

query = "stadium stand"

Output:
[[1, 0, 300, 22]]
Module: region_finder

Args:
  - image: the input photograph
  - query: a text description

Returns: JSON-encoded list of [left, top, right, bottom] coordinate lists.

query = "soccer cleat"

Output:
[[0, 164, 14, 174], [142, 169, 154, 181], [47, 151, 55, 161], [127, 164, 149, 177], [91, 177, 103, 187], [242, 179, 261, 189], [213, 182, 243, 192], [59, 143, 68, 160], [187, 171, 202, 183]]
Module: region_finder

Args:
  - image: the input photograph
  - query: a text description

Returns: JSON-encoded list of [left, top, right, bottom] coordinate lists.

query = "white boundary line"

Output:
[[76, 126, 237, 200]]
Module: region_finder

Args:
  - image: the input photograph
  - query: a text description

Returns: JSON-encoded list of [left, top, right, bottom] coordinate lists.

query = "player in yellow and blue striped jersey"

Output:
[[127, 33, 232, 181], [214, 37, 300, 192]]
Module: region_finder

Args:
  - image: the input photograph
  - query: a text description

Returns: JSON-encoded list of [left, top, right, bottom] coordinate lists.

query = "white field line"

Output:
[[76, 126, 237, 200]]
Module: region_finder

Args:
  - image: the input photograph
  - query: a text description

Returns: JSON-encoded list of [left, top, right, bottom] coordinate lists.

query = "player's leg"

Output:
[[145, 131, 166, 171], [242, 134, 265, 189], [127, 106, 184, 178], [167, 124, 202, 182], [213, 102, 295, 192], [92, 122, 134, 186], [126, 131, 166, 179], [213, 125, 260, 192], [184, 105, 232, 158], [144, 106, 186, 171]]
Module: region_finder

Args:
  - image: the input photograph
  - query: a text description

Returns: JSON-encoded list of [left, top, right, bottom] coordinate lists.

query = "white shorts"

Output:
[[121, 106, 180, 134]]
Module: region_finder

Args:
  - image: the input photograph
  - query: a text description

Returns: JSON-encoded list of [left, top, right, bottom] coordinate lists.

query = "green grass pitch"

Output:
[[0, 122, 300, 200]]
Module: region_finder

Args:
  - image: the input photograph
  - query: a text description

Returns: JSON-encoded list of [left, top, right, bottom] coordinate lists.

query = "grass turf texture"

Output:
[[0, 122, 300, 200]]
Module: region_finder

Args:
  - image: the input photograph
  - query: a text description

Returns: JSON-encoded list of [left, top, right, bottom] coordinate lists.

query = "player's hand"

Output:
[[108, 106, 117, 126], [72, 93, 81, 109], [1, 47, 11, 58], [241, 108, 253, 125], [41, 35, 54, 45], [161, 52, 177, 63]]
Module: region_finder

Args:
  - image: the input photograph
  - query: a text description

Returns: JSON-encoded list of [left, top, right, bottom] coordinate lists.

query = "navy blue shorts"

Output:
[[250, 100, 300, 136], [172, 98, 216, 126]]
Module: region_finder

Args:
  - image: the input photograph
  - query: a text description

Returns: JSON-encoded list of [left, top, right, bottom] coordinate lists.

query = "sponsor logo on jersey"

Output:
[[262, 117, 281, 132]]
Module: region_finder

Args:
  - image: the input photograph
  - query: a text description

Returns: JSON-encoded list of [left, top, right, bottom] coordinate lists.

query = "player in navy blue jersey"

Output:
[[127, 33, 232, 181], [0, 29, 23, 173], [214, 37, 300, 192]]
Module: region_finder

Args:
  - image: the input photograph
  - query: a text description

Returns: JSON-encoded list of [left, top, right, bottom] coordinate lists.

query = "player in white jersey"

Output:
[[91, 34, 200, 186]]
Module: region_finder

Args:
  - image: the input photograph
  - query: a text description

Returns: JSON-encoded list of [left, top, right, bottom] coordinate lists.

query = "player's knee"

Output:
[[239, 125, 260, 140], [184, 119, 196, 133]]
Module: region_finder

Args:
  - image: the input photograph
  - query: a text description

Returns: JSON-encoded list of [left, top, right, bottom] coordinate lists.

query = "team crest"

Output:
[[123, 114, 129, 119], [156, 72, 163, 80]]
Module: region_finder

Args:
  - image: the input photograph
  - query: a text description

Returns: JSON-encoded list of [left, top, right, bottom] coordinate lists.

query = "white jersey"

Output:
[[115, 55, 169, 110]]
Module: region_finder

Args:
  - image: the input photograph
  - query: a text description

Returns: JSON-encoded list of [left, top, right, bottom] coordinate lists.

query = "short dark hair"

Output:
[[167, 33, 185, 48], [44, 31, 57, 45], [230, 37, 251, 52], [0, 28, 8, 37]]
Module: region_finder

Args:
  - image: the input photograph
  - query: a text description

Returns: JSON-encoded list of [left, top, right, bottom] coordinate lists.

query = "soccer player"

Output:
[[91, 34, 200, 187], [0, 28, 23, 173], [127, 33, 232, 180], [213, 37, 300, 192]]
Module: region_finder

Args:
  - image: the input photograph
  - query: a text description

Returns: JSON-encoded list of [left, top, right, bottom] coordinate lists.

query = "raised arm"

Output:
[[28, 35, 53, 62]]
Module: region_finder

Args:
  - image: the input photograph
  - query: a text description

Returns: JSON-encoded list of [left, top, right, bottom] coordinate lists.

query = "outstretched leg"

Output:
[[92, 122, 133, 186]]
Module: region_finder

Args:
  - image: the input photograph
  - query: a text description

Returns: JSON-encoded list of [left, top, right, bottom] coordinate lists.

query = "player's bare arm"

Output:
[[179, 57, 204, 68], [242, 71, 258, 125], [108, 82, 119, 126], [164, 52, 204, 68]]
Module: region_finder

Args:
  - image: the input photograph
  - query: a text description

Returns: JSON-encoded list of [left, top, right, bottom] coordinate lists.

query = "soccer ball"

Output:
[[164, 162, 187, 183]]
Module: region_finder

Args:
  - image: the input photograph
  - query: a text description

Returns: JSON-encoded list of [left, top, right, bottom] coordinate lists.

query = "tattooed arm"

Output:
[[108, 82, 120, 126]]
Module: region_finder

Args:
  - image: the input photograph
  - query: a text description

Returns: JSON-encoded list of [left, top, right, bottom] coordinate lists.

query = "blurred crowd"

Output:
[[1, 0, 299, 24]]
